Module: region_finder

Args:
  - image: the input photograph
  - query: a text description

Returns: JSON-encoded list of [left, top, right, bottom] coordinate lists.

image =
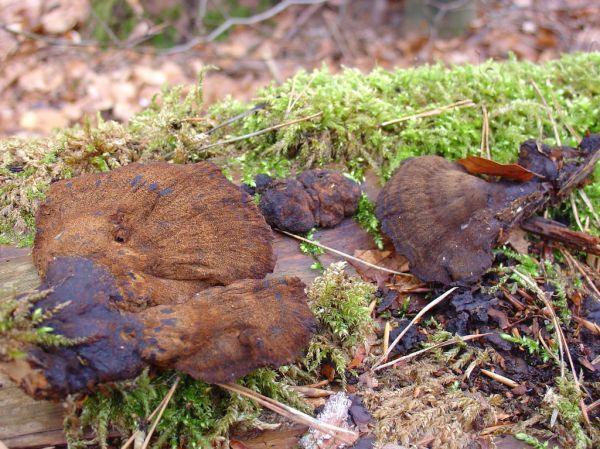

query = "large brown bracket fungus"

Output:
[[246, 170, 361, 234], [11, 161, 316, 400], [376, 134, 600, 285]]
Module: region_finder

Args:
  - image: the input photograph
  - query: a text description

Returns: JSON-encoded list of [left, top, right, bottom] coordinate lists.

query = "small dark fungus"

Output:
[[257, 169, 361, 233], [376, 134, 600, 285]]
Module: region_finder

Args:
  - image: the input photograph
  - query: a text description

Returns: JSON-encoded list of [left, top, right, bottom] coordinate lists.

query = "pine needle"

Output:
[[379, 99, 475, 127]]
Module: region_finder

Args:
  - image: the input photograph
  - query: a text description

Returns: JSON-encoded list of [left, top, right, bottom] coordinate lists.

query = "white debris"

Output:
[[300, 392, 355, 449]]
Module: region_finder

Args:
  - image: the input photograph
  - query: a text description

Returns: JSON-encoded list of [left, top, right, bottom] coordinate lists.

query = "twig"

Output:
[[570, 193, 585, 232], [163, 0, 329, 54], [383, 321, 391, 356], [561, 249, 600, 298], [196, 112, 322, 151], [373, 333, 491, 371], [139, 377, 180, 449], [120, 377, 180, 449], [530, 80, 561, 146], [218, 383, 358, 445], [379, 99, 475, 127], [204, 103, 268, 135], [0, 24, 99, 48], [284, 2, 324, 40], [480, 369, 520, 388], [278, 230, 412, 276], [372, 287, 458, 369], [480, 105, 490, 159], [578, 190, 600, 228]]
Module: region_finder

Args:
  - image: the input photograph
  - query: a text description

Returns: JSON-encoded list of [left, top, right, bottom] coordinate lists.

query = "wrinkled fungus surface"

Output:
[[257, 169, 361, 233], [14, 162, 317, 399]]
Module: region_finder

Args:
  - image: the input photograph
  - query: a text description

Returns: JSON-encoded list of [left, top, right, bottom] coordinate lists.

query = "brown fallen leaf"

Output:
[[348, 345, 366, 369], [457, 155, 536, 181]]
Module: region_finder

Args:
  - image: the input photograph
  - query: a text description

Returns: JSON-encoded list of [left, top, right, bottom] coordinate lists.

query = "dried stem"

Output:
[[480, 369, 519, 388], [218, 383, 358, 445], [139, 377, 180, 449], [278, 229, 412, 276], [379, 99, 475, 127], [120, 377, 180, 449], [372, 287, 458, 369], [197, 112, 322, 152], [530, 80, 561, 146], [480, 105, 490, 159], [374, 333, 491, 371]]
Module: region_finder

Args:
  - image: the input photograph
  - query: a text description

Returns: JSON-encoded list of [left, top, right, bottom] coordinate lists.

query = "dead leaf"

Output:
[[457, 155, 536, 181], [321, 363, 336, 382], [351, 249, 409, 283], [504, 227, 530, 254], [348, 345, 366, 369], [229, 439, 252, 449]]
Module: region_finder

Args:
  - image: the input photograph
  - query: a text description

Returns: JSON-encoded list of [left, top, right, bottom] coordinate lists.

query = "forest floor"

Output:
[[1, 0, 599, 137]]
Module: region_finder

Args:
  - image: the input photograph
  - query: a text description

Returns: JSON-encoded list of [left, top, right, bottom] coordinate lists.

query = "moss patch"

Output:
[[2, 53, 600, 245]]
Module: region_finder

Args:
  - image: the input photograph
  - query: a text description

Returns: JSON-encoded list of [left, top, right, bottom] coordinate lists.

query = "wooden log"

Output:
[[0, 220, 377, 448]]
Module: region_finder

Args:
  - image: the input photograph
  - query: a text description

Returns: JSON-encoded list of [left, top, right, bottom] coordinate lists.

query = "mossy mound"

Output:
[[2, 53, 600, 246]]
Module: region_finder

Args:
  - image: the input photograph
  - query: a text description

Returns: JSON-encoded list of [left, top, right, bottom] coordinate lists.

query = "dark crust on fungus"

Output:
[[16, 258, 315, 399], [376, 156, 543, 285], [299, 170, 361, 228], [259, 179, 317, 234], [141, 276, 316, 383], [33, 161, 276, 311], [19, 256, 145, 400], [258, 169, 361, 233]]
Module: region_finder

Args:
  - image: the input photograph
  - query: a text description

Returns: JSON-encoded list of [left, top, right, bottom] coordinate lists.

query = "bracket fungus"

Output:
[[376, 134, 600, 285], [254, 169, 361, 234], [13, 161, 316, 400]]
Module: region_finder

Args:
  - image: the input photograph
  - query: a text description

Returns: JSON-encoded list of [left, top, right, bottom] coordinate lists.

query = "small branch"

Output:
[[196, 112, 322, 152], [373, 333, 490, 371], [480, 369, 519, 388], [278, 229, 412, 276], [372, 287, 458, 369], [530, 80, 561, 146], [520, 216, 600, 256], [163, 0, 329, 54], [139, 377, 180, 449], [218, 383, 358, 445], [379, 99, 475, 127]]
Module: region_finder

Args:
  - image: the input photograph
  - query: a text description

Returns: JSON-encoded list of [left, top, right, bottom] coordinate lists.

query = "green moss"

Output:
[[67, 367, 308, 449], [2, 53, 600, 245], [0, 289, 85, 361], [353, 193, 384, 250], [301, 262, 375, 379]]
